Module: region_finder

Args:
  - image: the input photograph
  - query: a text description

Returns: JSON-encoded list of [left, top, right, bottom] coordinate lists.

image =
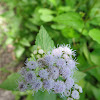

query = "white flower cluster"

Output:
[[18, 45, 82, 99]]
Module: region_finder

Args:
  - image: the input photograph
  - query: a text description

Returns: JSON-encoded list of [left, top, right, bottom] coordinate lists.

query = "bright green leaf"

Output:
[[89, 28, 100, 44], [40, 14, 54, 22], [39, 8, 55, 15], [73, 71, 86, 82], [20, 38, 30, 47], [90, 49, 100, 66], [54, 12, 84, 32], [61, 27, 80, 38], [35, 26, 54, 52], [15, 45, 25, 58], [88, 67, 100, 82], [33, 91, 56, 100], [0, 73, 20, 91], [92, 86, 100, 100]]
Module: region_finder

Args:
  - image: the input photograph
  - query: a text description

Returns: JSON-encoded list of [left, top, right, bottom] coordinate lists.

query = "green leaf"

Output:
[[20, 38, 30, 47], [33, 91, 56, 100], [15, 45, 25, 58], [54, 12, 84, 32], [61, 27, 80, 38], [73, 71, 86, 82], [5, 38, 13, 45], [35, 26, 54, 51], [51, 24, 66, 30], [88, 67, 100, 82], [90, 17, 100, 26], [40, 14, 54, 22], [0, 73, 20, 91], [92, 86, 100, 100], [89, 28, 100, 44], [90, 49, 100, 66], [39, 8, 55, 15]]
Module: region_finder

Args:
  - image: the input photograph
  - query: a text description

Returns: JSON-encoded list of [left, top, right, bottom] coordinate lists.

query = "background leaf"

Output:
[[54, 12, 84, 32], [89, 29, 100, 44]]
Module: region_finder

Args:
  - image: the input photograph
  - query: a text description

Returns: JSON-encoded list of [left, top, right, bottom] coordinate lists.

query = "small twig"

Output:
[[82, 66, 100, 72]]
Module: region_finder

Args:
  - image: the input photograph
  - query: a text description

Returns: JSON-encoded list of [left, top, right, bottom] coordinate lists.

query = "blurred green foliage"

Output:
[[0, 0, 100, 100]]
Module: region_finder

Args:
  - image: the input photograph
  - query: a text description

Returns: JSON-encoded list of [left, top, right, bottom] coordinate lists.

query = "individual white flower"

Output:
[[38, 49, 44, 54], [33, 50, 37, 54], [39, 69, 49, 79], [74, 84, 79, 89], [62, 54, 70, 61], [63, 46, 73, 55], [51, 48, 63, 57], [78, 86, 83, 93], [36, 54, 41, 59], [67, 97, 73, 100], [71, 90, 79, 99], [64, 90, 70, 97]]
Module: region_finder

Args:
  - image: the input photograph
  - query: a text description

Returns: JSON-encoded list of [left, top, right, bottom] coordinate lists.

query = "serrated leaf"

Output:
[[54, 12, 84, 32], [35, 26, 54, 51], [89, 29, 100, 44], [73, 71, 86, 82], [0, 73, 20, 91]]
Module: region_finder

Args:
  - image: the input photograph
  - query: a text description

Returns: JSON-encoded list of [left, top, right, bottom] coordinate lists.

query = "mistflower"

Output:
[[26, 61, 37, 69], [51, 48, 63, 57], [39, 69, 49, 79], [56, 58, 66, 68], [71, 90, 79, 99], [18, 81, 27, 92], [25, 71, 36, 83], [65, 77, 74, 90], [37, 58, 46, 68], [53, 80, 66, 94], [43, 55, 55, 67], [63, 46, 73, 55], [67, 59, 76, 69], [43, 79, 54, 91], [18, 44, 83, 99], [32, 79, 42, 92], [60, 67, 71, 79], [64, 90, 71, 96], [49, 66, 59, 79]]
